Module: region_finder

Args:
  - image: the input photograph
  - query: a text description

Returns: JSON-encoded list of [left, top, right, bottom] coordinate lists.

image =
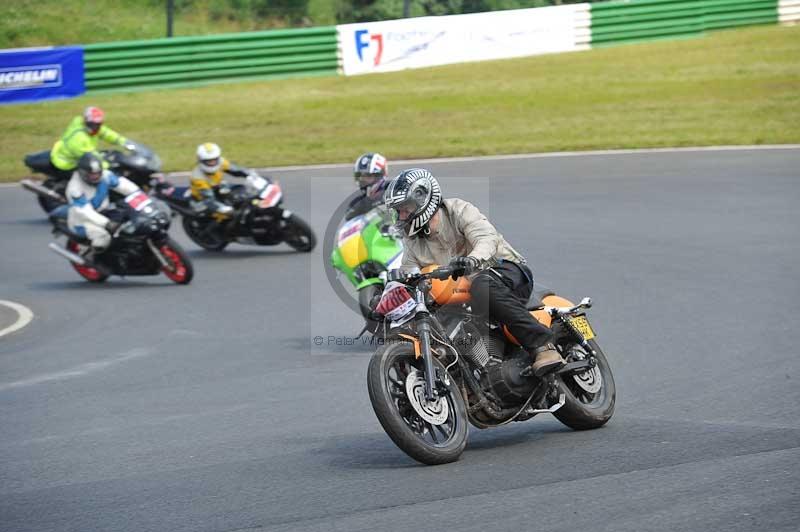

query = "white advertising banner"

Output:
[[338, 5, 589, 76]]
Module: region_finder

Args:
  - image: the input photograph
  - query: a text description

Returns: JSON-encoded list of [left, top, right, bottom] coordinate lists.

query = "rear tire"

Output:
[[553, 340, 615, 430], [282, 213, 316, 252], [367, 341, 468, 465], [182, 216, 228, 251], [66, 240, 108, 283]]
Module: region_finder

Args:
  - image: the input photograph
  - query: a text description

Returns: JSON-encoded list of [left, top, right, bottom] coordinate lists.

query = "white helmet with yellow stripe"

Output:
[[197, 142, 223, 174]]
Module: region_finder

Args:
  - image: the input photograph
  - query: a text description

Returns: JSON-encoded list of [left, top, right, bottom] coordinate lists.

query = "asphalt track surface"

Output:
[[1, 148, 799, 532]]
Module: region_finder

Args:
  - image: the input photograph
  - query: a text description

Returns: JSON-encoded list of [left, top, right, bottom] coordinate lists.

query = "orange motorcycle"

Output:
[[367, 264, 615, 465]]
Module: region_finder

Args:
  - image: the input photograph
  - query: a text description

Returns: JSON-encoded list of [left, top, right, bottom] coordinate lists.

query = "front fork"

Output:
[[417, 318, 438, 401], [146, 238, 170, 269]]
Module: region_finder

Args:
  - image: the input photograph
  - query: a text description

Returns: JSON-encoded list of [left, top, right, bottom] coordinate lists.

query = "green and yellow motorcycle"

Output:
[[330, 208, 403, 331]]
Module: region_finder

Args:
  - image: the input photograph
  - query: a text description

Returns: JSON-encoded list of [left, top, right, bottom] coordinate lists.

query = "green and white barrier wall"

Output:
[[83, 26, 339, 92], [1, 0, 797, 102], [338, 0, 797, 75]]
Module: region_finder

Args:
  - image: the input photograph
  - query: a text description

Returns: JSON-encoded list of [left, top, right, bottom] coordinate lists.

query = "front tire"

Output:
[[358, 283, 384, 335], [553, 340, 616, 430], [159, 239, 194, 285], [282, 213, 316, 252], [367, 341, 468, 465]]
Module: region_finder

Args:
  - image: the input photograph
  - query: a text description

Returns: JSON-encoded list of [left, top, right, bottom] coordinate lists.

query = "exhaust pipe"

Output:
[[48, 242, 87, 265], [21, 179, 65, 202]]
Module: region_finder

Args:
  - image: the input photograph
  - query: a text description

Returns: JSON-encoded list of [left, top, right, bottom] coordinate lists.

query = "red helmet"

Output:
[[83, 106, 105, 135]]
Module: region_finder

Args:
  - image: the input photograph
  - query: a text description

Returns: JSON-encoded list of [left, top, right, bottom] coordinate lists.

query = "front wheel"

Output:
[[282, 213, 316, 252], [358, 283, 384, 335], [367, 341, 468, 465], [159, 239, 194, 285], [553, 340, 616, 430]]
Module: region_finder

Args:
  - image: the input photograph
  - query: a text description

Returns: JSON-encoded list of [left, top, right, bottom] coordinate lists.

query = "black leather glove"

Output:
[[105, 220, 121, 234], [448, 256, 479, 279]]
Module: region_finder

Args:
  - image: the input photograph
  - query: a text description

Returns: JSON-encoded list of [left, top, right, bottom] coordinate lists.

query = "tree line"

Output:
[[161, 0, 596, 27]]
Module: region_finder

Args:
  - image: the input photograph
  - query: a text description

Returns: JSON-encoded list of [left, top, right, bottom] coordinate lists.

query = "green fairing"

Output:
[[331, 209, 402, 288]]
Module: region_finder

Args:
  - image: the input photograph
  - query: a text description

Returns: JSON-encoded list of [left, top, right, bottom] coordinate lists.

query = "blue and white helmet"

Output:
[[383, 168, 442, 236], [354, 152, 387, 189]]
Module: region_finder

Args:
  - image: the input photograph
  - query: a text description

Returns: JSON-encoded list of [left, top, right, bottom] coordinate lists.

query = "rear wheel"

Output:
[[159, 239, 194, 285], [367, 341, 468, 465], [182, 216, 228, 251], [282, 213, 316, 252], [553, 340, 615, 430], [66, 240, 108, 283]]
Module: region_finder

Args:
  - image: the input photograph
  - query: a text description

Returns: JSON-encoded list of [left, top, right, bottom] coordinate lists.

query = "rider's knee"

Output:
[[92, 230, 112, 249]]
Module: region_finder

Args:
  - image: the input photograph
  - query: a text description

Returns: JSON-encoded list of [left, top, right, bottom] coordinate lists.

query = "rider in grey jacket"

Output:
[[383, 168, 564, 377]]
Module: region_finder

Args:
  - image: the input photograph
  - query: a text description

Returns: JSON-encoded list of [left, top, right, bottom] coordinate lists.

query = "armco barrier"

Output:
[[83, 26, 339, 92], [591, 0, 779, 45]]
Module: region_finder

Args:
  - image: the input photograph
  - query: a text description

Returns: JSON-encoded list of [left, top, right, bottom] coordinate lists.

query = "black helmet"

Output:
[[77, 152, 104, 185], [383, 168, 442, 236], [353, 152, 387, 189]]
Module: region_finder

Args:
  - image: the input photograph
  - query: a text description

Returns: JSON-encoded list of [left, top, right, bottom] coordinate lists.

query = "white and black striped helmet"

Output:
[[383, 168, 442, 236]]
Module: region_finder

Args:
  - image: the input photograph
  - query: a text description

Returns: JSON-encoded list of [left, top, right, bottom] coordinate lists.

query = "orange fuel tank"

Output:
[[422, 265, 472, 306]]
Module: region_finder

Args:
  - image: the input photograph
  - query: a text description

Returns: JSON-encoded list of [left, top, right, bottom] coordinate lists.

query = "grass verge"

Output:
[[0, 0, 301, 48], [1, 24, 798, 182]]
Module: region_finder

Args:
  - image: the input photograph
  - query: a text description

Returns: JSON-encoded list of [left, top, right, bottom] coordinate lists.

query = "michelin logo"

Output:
[[0, 65, 61, 91]]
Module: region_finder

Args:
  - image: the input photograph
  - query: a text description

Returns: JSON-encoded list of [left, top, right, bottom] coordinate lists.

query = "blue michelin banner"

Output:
[[0, 46, 85, 105]]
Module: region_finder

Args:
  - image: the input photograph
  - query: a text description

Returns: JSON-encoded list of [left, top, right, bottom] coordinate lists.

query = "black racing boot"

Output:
[[81, 246, 111, 277]]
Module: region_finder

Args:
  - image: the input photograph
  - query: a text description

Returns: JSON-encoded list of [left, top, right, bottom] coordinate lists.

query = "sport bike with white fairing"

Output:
[[155, 173, 316, 252]]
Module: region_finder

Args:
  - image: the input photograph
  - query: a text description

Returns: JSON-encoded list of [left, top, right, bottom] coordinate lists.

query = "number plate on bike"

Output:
[[568, 315, 595, 340], [125, 191, 152, 211]]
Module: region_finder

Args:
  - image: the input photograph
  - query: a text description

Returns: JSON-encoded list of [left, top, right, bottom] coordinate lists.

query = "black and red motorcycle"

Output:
[[47, 190, 193, 284]]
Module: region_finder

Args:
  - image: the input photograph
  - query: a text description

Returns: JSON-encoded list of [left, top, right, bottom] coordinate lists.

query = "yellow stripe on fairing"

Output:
[[340, 235, 368, 269]]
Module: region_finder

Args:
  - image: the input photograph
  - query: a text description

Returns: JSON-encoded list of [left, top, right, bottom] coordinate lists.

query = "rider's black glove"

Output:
[[105, 220, 121, 234], [448, 256, 479, 280]]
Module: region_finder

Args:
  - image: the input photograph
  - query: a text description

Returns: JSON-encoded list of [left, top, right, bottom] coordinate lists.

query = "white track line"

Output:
[[2, 144, 798, 186], [0, 300, 34, 338], [0, 347, 154, 391]]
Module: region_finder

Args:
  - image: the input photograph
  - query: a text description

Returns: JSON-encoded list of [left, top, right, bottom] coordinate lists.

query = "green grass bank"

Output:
[[1, 24, 798, 181]]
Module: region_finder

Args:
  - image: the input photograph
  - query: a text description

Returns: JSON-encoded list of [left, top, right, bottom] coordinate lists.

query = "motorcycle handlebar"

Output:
[[426, 267, 455, 281], [384, 266, 456, 284]]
